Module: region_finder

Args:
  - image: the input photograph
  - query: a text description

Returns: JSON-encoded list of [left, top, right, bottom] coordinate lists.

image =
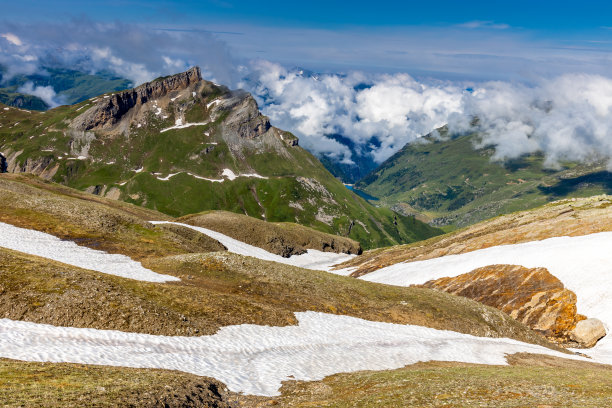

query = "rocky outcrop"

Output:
[[2, 149, 59, 180], [570, 318, 607, 348], [0, 152, 6, 173], [420, 265, 591, 346], [222, 94, 271, 139], [71, 67, 202, 131]]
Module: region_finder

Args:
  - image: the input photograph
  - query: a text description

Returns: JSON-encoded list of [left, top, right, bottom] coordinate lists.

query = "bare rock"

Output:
[[71, 67, 202, 131], [570, 318, 606, 348], [420, 264, 587, 344]]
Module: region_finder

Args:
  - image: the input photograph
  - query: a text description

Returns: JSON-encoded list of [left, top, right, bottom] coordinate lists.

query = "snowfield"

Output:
[[151, 221, 355, 271], [0, 222, 179, 283], [0, 312, 587, 396], [361, 232, 612, 364]]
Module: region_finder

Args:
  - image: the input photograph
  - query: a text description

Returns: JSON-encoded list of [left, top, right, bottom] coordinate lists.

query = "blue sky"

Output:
[[3, 0, 612, 81], [4, 0, 612, 31]]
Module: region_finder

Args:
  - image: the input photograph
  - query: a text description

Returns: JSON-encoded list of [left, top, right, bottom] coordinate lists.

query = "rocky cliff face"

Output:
[[0, 152, 6, 173], [420, 265, 593, 346], [71, 67, 202, 131]]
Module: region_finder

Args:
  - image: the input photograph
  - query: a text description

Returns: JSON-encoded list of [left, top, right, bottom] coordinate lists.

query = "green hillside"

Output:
[[357, 132, 612, 228], [0, 68, 441, 249]]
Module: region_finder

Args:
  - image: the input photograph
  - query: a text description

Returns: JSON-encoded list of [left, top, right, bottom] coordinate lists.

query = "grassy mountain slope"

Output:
[[179, 210, 361, 257], [357, 132, 611, 228], [239, 355, 612, 407], [336, 194, 612, 276], [0, 173, 558, 347], [0, 69, 441, 249], [6, 354, 612, 407]]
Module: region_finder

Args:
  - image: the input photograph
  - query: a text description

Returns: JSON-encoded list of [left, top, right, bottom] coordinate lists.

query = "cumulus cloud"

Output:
[[449, 74, 612, 168], [246, 62, 612, 168], [17, 82, 64, 107], [245, 61, 463, 163]]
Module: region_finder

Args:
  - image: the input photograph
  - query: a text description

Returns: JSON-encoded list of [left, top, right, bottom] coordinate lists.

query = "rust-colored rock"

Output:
[[420, 264, 587, 345]]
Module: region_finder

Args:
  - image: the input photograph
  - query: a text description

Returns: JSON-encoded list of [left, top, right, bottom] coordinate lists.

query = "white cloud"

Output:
[[248, 61, 462, 163], [0, 33, 23, 46], [17, 81, 64, 107], [458, 21, 510, 30], [247, 63, 612, 168]]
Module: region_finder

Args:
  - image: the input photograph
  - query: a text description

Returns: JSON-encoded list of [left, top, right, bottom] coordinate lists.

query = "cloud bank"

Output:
[[247, 62, 612, 168]]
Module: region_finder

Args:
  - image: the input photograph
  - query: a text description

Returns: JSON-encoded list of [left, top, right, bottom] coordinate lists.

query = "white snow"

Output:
[[186, 172, 224, 182], [133, 167, 144, 173], [151, 221, 354, 272], [192, 91, 196, 97], [361, 231, 612, 365], [137, 123, 142, 128], [221, 168, 237, 180], [160, 121, 209, 133], [221, 168, 268, 181], [0, 222, 178, 283], [3, 107, 8, 111], [206, 99, 219, 109], [0, 312, 586, 396], [156, 172, 181, 181], [170, 96, 179, 102]]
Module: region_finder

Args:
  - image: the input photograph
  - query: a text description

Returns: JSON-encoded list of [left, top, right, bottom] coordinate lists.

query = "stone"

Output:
[[420, 264, 587, 344], [570, 318, 606, 348]]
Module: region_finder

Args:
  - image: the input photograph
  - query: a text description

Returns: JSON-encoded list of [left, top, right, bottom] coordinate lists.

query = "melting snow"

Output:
[[361, 232, 612, 365], [156, 172, 181, 181], [0, 222, 178, 283], [221, 168, 268, 181], [206, 99, 219, 109], [133, 167, 144, 173], [160, 120, 209, 133], [0, 312, 586, 396], [151, 222, 354, 272]]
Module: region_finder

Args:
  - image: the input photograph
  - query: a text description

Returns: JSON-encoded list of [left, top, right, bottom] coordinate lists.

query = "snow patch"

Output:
[[0, 222, 178, 283], [221, 168, 268, 181], [160, 121, 209, 133], [156, 172, 180, 181], [0, 312, 586, 396]]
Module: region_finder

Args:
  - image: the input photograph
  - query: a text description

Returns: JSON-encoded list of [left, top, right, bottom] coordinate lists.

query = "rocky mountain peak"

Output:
[[71, 67, 202, 132]]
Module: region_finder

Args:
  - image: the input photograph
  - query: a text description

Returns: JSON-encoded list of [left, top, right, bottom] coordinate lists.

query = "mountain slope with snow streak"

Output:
[[0, 311, 587, 397], [361, 232, 612, 364], [0, 221, 178, 283], [151, 221, 355, 271]]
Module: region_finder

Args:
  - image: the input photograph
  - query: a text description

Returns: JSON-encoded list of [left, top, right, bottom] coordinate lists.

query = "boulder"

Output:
[[570, 318, 606, 348], [420, 264, 587, 344]]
